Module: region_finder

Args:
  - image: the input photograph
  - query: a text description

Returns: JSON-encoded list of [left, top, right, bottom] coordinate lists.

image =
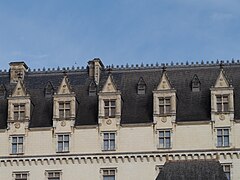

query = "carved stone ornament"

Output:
[[161, 117, 167, 123], [106, 119, 112, 125], [14, 122, 21, 129], [219, 114, 225, 121], [61, 121, 66, 127]]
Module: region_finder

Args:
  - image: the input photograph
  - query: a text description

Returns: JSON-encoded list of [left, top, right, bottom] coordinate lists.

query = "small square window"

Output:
[[103, 132, 116, 151], [11, 136, 24, 154], [57, 134, 70, 152], [102, 169, 116, 180], [217, 129, 230, 147], [46, 171, 61, 180], [13, 172, 29, 180], [158, 130, 171, 149]]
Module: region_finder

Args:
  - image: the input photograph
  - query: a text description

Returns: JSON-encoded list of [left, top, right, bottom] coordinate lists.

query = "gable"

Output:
[[214, 70, 230, 88], [157, 71, 172, 90], [101, 75, 117, 93], [57, 76, 73, 94], [12, 80, 27, 97]]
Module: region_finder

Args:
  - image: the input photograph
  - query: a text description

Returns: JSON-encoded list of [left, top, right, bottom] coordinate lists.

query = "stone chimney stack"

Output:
[[9, 61, 28, 83], [88, 58, 104, 85]]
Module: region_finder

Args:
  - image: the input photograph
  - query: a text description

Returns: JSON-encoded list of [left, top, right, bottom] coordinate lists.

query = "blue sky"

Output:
[[0, 0, 240, 70]]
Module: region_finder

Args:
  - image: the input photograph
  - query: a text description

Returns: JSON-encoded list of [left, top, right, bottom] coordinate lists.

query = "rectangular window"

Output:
[[158, 130, 171, 148], [11, 136, 24, 154], [216, 95, 229, 112], [159, 97, 171, 115], [13, 104, 25, 120], [222, 164, 231, 180], [104, 100, 116, 118], [59, 101, 71, 118], [14, 172, 28, 180], [46, 171, 61, 180], [103, 132, 115, 151], [217, 129, 230, 147], [103, 169, 116, 180], [57, 134, 69, 152]]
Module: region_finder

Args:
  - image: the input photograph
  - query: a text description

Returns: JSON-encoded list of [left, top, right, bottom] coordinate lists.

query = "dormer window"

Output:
[[191, 74, 200, 92], [89, 80, 97, 96], [44, 82, 54, 98], [216, 95, 229, 112], [137, 77, 146, 95], [59, 101, 71, 119], [104, 99, 116, 118], [13, 104, 25, 121]]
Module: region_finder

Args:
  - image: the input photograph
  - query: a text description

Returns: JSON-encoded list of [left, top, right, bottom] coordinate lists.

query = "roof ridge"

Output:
[[105, 59, 240, 70]]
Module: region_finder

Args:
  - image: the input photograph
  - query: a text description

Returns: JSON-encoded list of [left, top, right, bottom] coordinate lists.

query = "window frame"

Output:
[[13, 103, 25, 121], [101, 168, 117, 180], [58, 101, 71, 119], [102, 132, 116, 151], [103, 99, 116, 118], [216, 94, 229, 113], [158, 97, 171, 115], [56, 134, 70, 153], [13, 171, 29, 180], [45, 170, 62, 180], [216, 128, 230, 147], [11, 136, 24, 155], [158, 129, 172, 149]]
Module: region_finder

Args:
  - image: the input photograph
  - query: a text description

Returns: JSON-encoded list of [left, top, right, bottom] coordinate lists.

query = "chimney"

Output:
[[9, 61, 28, 83], [88, 58, 104, 85]]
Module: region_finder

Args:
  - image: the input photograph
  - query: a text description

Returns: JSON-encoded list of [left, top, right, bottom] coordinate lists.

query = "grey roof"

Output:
[[0, 62, 240, 128], [156, 160, 228, 180]]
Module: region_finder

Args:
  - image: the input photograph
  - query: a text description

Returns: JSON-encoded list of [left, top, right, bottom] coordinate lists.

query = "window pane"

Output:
[[217, 129, 222, 136], [110, 140, 115, 150], [18, 137, 23, 143], [59, 103, 64, 109], [104, 101, 109, 106], [59, 110, 64, 118], [223, 96, 228, 102], [104, 108, 109, 117], [165, 98, 171, 104], [58, 135, 63, 141], [159, 132, 164, 137], [216, 96, 221, 102], [65, 102, 70, 109], [58, 142, 63, 151], [64, 135, 69, 141], [65, 110, 70, 117], [104, 140, 109, 150], [18, 144, 23, 153], [166, 138, 171, 148], [12, 137, 17, 143], [12, 144, 17, 154], [223, 103, 228, 111], [224, 129, 229, 135], [217, 136, 222, 146], [110, 101, 115, 106], [104, 133, 109, 139], [110, 133, 115, 139], [166, 105, 171, 113], [159, 106, 164, 114], [217, 103, 222, 112], [159, 98, 164, 105], [110, 108, 115, 117], [165, 131, 170, 137], [224, 136, 229, 146]]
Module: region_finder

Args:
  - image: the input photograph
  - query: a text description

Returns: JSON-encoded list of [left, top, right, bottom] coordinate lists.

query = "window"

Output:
[[102, 169, 116, 180], [217, 129, 229, 147], [137, 77, 146, 95], [13, 104, 25, 120], [57, 134, 69, 152], [158, 130, 171, 148], [59, 101, 70, 118], [104, 100, 116, 118], [11, 136, 24, 154], [159, 97, 171, 115], [216, 95, 229, 112], [46, 171, 61, 180], [222, 164, 231, 180], [13, 172, 29, 180], [103, 132, 115, 151]]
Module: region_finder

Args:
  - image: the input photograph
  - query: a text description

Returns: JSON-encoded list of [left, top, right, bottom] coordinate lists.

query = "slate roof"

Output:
[[155, 160, 228, 180], [0, 61, 240, 128]]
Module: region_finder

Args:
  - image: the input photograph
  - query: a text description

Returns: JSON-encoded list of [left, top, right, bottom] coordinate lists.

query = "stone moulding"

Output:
[[0, 149, 239, 167]]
